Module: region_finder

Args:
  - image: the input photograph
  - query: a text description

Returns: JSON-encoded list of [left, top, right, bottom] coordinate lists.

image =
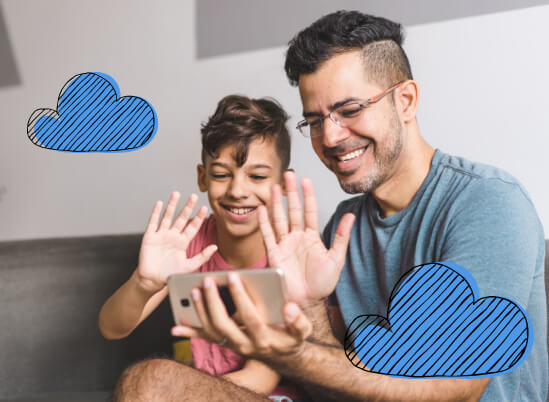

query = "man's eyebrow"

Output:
[[302, 97, 362, 118]]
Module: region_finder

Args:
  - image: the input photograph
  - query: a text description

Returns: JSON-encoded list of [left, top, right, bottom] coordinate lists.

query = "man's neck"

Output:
[[372, 128, 435, 218], [215, 226, 266, 269]]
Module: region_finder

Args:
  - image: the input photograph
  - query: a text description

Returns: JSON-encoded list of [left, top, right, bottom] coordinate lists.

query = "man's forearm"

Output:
[[267, 341, 489, 402], [301, 300, 341, 346]]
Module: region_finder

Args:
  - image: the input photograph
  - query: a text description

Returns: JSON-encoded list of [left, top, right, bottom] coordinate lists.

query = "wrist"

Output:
[[131, 269, 163, 295]]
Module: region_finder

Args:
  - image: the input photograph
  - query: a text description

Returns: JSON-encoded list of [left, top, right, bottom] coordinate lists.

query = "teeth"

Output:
[[229, 207, 254, 215], [338, 148, 365, 161]]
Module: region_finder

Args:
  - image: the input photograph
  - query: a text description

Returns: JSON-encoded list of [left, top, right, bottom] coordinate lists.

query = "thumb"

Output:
[[327, 212, 355, 270], [284, 302, 312, 340]]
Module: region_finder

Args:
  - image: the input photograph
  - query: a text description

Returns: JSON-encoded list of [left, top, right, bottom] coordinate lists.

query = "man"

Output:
[[115, 11, 547, 402]]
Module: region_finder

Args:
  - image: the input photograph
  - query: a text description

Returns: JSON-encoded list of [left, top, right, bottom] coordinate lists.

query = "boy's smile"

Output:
[[197, 138, 283, 241]]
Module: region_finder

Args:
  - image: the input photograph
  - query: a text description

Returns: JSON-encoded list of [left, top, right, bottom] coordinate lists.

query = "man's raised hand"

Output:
[[258, 171, 355, 303]]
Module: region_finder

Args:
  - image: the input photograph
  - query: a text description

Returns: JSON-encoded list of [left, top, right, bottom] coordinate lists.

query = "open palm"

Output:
[[137, 192, 217, 293], [258, 172, 355, 304]]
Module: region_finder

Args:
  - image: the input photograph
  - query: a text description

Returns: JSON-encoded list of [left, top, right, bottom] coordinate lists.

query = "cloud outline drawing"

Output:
[[27, 72, 157, 152], [344, 262, 533, 378]]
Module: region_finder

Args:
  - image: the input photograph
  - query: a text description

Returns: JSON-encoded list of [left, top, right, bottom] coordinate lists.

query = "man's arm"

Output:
[[271, 339, 490, 402], [295, 300, 489, 402], [173, 273, 489, 402]]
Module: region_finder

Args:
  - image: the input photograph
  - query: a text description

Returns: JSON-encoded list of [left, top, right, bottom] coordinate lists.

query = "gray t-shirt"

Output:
[[324, 149, 547, 401]]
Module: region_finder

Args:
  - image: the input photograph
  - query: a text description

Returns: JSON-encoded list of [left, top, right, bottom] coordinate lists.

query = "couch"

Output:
[[0, 235, 173, 401], [0, 235, 548, 401]]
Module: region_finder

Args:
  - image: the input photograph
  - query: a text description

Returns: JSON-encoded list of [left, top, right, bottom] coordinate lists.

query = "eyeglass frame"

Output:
[[296, 81, 404, 138]]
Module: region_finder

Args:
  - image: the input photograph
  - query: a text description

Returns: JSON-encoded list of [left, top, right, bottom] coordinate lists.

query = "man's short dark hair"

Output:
[[284, 10, 413, 88], [201, 95, 291, 171]]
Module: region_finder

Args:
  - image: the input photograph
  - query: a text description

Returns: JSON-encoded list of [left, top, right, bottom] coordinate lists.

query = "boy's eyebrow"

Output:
[[248, 164, 272, 170], [210, 162, 272, 170], [302, 97, 361, 117], [210, 162, 230, 169]]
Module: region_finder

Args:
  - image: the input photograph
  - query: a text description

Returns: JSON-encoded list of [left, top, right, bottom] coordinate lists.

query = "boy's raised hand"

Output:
[[136, 192, 217, 294], [258, 171, 355, 304]]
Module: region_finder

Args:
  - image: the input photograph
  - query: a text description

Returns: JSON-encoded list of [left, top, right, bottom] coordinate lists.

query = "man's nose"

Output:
[[321, 116, 350, 147]]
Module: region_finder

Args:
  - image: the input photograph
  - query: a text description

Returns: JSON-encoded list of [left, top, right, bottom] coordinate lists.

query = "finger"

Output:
[[191, 286, 222, 341], [258, 205, 282, 268], [271, 184, 288, 240], [202, 277, 251, 347], [187, 244, 218, 270], [179, 205, 209, 249], [172, 193, 198, 232], [284, 171, 303, 232], [327, 212, 355, 272], [301, 177, 318, 232], [283, 302, 313, 340], [159, 192, 181, 230], [171, 324, 204, 339], [226, 273, 268, 346], [145, 200, 163, 233]]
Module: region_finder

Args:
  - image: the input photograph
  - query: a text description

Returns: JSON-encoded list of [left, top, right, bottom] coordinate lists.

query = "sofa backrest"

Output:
[[0, 237, 548, 399], [0, 235, 174, 399]]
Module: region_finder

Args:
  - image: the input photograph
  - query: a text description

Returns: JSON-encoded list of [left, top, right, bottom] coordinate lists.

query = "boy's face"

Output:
[[197, 137, 283, 241]]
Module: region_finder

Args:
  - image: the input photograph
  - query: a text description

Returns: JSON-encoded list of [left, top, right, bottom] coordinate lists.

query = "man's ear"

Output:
[[396, 80, 419, 124], [281, 168, 295, 196], [197, 164, 207, 192]]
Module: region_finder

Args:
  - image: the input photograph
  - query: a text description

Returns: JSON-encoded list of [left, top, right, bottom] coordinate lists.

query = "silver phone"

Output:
[[167, 268, 287, 328]]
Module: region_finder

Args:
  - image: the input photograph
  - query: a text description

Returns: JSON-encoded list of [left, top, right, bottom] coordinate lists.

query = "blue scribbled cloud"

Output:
[[27, 72, 157, 152], [344, 262, 532, 378]]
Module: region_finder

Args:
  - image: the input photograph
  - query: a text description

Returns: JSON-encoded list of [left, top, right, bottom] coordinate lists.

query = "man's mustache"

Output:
[[323, 139, 372, 158]]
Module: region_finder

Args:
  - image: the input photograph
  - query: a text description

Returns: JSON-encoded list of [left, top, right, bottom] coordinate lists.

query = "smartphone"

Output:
[[167, 268, 287, 328]]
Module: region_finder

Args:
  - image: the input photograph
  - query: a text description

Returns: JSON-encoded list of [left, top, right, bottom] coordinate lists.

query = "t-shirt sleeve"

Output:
[[439, 177, 544, 309]]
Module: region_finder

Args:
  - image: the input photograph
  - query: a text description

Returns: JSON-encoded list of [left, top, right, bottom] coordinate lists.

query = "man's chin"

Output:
[[337, 177, 365, 194]]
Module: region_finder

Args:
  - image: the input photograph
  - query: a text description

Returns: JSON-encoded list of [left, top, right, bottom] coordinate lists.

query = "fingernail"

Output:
[[285, 303, 300, 323], [203, 278, 213, 288], [191, 288, 200, 301], [228, 273, 238, 285], [172, 327, 184, 336]]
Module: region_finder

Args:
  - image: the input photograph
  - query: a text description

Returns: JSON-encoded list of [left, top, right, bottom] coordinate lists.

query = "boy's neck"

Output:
[[215, 227, 266, 269]]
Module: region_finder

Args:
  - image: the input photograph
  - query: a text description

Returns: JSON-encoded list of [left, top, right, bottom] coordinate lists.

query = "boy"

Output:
[[99, 95, 301, 399]]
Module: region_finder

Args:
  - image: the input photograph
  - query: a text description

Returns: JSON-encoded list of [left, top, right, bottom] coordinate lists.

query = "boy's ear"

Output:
[[197, 164, 207, 192]]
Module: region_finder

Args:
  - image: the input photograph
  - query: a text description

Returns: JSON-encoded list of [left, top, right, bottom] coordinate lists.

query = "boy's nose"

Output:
[[227, 176, 249, 199]]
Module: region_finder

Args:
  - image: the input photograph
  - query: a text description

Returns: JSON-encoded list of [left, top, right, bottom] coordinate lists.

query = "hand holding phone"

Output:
[[167, 269, 287, 328]]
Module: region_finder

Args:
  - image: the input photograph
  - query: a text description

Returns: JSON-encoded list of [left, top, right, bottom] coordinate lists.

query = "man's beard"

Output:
[[339, 111, 403, 194]]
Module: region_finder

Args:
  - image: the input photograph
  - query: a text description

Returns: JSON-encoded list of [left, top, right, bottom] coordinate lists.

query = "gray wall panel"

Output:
[[0, 3, 20, 87], [197, 0, 549, 58]]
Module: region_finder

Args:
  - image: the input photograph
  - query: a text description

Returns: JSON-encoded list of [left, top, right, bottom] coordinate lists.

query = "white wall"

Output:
[[0, 1, 547, 241]]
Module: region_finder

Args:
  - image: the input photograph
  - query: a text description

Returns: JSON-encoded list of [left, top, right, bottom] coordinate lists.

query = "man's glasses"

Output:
[[296, 81, 403, 138]]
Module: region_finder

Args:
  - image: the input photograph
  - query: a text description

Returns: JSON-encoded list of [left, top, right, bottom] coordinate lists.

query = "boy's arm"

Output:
[[98, 271, 168, 339], [221, 359, 280, 395], [98, 192, 217, 340]]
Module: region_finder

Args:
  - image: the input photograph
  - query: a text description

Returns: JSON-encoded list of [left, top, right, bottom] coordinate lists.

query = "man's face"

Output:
[[197, 138, 283, 240], [298, 50, 404, 194]]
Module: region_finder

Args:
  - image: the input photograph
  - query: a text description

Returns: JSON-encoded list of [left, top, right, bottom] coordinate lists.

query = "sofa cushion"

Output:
[[0, 235, 174, 399]]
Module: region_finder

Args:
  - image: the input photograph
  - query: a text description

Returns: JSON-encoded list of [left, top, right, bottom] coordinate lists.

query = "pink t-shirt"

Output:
[[186, 214, 267, 376], [185, 215, 304, 400]]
